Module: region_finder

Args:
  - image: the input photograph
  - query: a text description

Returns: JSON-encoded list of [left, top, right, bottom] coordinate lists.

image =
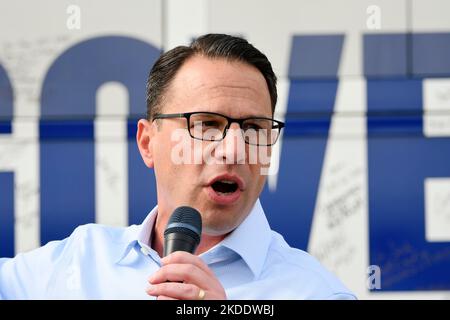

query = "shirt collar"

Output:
[[214, 199, 272, 279], [114, 199, 273, 279], [114, 206, 158, 264], [137, 206, 159, 247]]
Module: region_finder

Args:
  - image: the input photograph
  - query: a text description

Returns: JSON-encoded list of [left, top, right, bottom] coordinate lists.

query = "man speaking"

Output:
[[0, 34, 355, 300]]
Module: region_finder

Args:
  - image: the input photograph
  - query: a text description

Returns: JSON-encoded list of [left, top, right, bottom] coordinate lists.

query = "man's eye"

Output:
[[202, 121, 220, 127], [191, 120, 218, 128]]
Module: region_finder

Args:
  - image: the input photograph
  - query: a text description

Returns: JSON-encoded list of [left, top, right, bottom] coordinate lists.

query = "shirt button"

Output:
[[140, 246, 150, 256]]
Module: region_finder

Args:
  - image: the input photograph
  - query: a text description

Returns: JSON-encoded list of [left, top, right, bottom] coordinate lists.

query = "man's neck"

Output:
[[151, 214, 226, 257]]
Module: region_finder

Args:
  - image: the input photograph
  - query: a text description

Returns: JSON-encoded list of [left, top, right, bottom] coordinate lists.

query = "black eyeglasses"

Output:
[[152, 111, 285, 146]]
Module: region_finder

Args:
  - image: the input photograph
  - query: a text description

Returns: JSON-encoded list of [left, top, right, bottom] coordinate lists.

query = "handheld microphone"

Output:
[[163, 206, 202, 257]]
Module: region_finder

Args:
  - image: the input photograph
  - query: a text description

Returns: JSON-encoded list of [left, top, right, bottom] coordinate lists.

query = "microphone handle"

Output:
[[163, 232, 198, 257]]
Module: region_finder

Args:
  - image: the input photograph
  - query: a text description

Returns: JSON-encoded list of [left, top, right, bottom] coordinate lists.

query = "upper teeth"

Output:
[[220, 180, 235, 184]]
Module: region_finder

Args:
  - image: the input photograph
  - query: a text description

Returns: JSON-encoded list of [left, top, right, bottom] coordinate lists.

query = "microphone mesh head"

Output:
[[164, 206, 202, 243]]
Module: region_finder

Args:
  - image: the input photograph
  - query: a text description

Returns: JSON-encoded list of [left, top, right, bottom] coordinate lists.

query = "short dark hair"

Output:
[[146, 33, 277, 120]]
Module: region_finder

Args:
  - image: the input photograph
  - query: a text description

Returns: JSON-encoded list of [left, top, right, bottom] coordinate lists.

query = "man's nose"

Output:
[[214, 123, 246, 164]]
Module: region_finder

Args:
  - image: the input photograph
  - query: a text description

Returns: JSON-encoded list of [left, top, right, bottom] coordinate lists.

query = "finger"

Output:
[[161, 251, 214, 277], [147, 282, 203, 300], [148, 263, 207, 285]]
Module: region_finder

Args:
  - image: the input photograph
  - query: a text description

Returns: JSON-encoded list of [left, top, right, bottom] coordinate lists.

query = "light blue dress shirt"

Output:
[[0, 199, 356, 299]]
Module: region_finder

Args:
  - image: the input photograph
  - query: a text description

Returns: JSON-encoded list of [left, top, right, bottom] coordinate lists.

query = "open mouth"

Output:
[[206, 174, 244, 205], [211, 180, 239, 195]]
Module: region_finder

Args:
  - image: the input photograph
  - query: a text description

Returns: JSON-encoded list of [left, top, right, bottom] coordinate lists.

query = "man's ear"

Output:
[[136, 119, 156, 168]]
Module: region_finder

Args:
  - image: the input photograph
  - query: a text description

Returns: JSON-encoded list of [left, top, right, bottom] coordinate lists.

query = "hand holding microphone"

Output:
[[146, 206, 227, 300]]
